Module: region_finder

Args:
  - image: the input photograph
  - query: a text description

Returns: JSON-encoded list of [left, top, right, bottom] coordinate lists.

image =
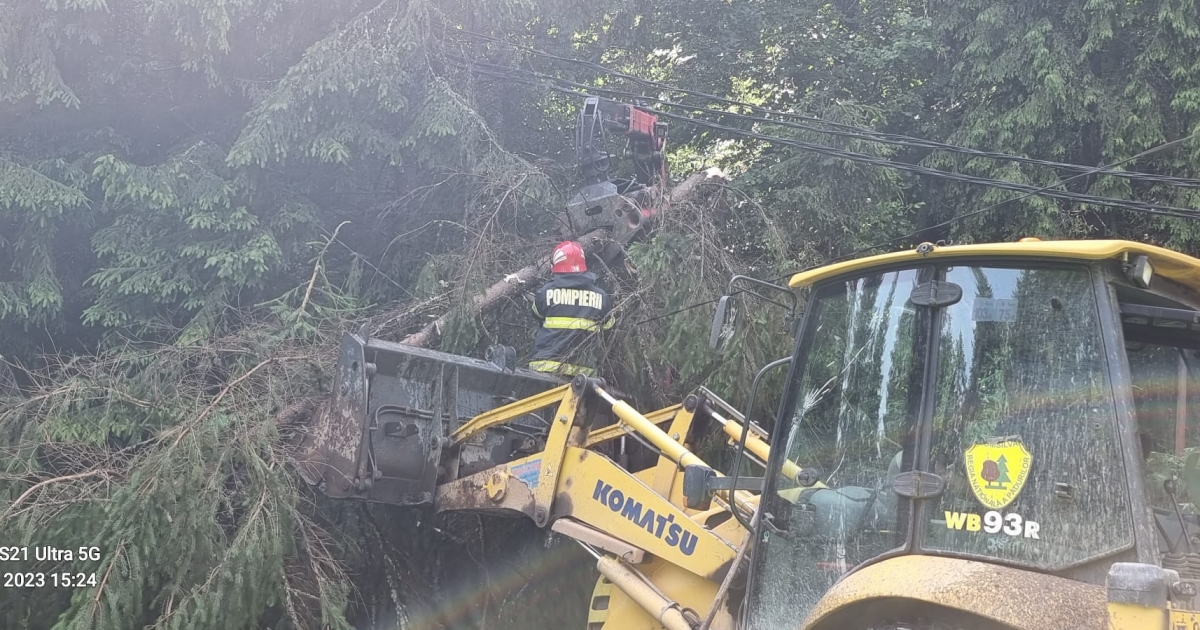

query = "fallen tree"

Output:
[[398, 168, 728, 349], [0, 166, 736, 630]]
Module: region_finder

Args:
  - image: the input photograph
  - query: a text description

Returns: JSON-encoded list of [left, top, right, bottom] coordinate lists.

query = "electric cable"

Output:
[[631, 271, 798, 327], [633, 298, 721, 326], [831, 128, 1200, 262], [449, 29, 1200, 189], [448, 55, 1200, 325], [455, 58, 1200, 222]]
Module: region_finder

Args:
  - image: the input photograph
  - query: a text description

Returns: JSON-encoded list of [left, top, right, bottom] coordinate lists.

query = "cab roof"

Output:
[[788, 239, 1200, 292]]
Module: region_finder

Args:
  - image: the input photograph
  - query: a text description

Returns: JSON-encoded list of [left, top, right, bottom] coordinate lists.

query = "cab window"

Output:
[[1122, 288, 1200, 556], [922, 265, 1132, 569], [1129, 344, 1200, 503]]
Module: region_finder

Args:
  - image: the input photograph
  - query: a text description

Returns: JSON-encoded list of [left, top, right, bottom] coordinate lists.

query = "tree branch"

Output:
[[1, 469, 117, 521]]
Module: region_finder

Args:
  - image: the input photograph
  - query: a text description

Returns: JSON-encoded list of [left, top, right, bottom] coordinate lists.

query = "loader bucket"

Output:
[[296, 332, 564, 506]]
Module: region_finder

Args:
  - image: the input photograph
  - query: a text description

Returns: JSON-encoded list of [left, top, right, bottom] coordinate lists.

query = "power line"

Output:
[[633, 297, 720, 326], [454, 58, 1200, 222], [651, 107, 1200, 220], [834, 129, 1200, 261], [446, 54, 1200, 326], [449, 29, 1200, 190], [634, 127, 1200, 325], [634, 116, 1196, 323], [632, 274, 795, 326]]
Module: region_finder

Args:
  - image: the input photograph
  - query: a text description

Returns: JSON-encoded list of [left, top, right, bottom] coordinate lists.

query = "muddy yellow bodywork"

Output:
[[1109, 602, 1167, 628], [789, 239, 1200, 292], [338, 239, 1200, 630], [549, 446, 739, 580], [586, 511, 749, 630], [1170, 607, 1200, 627], [799, 555, 1108, 629]]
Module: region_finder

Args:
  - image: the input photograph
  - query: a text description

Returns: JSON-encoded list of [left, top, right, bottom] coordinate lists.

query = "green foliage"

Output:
[[933, 0, 1200, 243], [225, 0, 429, 169], [440, 304, 484, 355], [0, 325, 357, 630], [0, 156, 89, 323], [614, 220, 790, 413], [84, 147, 294, 336], [7, 0, 1200, 626], [259, 223, 370, 340], [1, 0, 565, 349]]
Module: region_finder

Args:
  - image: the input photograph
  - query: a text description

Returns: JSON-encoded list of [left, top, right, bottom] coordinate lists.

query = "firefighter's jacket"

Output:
[[530, 272, 613, 376]]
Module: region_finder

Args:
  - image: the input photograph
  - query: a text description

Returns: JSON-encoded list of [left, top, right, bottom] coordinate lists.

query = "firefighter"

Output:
[[529, 241, 614, 377]]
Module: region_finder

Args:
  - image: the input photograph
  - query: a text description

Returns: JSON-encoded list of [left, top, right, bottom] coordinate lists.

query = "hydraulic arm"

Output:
[[564, 96, 669, 245], [297, 332, 770, 629], [295, 239, 1200, 630]]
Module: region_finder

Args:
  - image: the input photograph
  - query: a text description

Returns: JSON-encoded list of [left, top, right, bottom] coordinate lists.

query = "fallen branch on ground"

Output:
[[1, 468, 119, 521]]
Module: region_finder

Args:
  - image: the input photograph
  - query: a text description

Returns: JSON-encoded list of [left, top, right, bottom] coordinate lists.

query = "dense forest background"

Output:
[[2, 0, 1200, 628]]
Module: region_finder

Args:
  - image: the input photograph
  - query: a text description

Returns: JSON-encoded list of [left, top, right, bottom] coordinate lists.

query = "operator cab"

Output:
[[1118, 280, 1200, 570], [741, 239, 1200, 629]]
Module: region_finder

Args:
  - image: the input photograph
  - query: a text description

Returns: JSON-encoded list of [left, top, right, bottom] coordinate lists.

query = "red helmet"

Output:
[[551, 241, 587, 273]]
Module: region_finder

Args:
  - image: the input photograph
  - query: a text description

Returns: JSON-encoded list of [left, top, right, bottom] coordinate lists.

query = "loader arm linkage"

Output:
[[297, 333, 768, 629], [296, 237, 1200, 630], [436, 378, 744, 582]]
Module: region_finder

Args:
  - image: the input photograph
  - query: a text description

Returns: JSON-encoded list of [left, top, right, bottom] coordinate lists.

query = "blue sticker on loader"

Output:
[[511, 459, 542, 489]]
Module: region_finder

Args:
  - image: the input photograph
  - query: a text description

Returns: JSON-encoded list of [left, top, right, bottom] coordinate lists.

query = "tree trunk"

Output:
[[397, 169, 727, 349], [397, 228, 608, 347]]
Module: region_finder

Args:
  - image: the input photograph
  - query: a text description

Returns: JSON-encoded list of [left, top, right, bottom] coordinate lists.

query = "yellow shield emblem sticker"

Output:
[[964, 441, 1032, 510]]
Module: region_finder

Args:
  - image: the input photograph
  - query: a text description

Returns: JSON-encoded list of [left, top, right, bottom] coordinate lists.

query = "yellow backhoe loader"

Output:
[[297, 238, 1200, 629]]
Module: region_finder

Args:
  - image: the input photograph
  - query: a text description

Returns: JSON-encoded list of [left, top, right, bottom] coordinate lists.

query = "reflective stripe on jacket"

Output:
[[530, 272, 613, 368], [527, 360, 596, 377]]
